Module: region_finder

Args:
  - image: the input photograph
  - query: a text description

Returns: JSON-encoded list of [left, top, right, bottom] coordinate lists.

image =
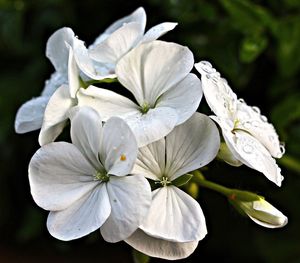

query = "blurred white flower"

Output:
[[77, 40, 202, 146], [29, 106, 151, 241], [73, 7, 177, 80], [195, 61, 285, 186], [14, 28, 75, 134], [125, 112, 220, 260]]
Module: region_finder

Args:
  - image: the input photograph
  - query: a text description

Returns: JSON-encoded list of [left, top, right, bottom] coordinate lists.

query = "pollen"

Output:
[[120, 154, 126, 161]]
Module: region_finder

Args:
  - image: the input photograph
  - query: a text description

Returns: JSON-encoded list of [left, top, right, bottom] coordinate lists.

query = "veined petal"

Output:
[[116, 40, 194, 106], [29, 142, 96, 211], [100, 175, 151, 242], [46, 27, 75, 73], [38, 84, 74, 146], [236, 100, 284, 158], [77, 86, 140, 121], [139, 22, 177, 44], [125, 229, 199, 260], [69, 106, 103, 170], [92, 7, 146, 46], [165, 113, 220, 180], [195, 61, 237, 121], [126, 106, 178, 147], [15, 96, 49, 133], [47, 183, 111, 241], [73, 38, 115, 80], [223, 129, 283, 186], [140, 186, 207, 242], [156, 73, 202, 125], [89, 22, 144, 64], [132, 138, 166, 181], [100, 117, 138, 176]]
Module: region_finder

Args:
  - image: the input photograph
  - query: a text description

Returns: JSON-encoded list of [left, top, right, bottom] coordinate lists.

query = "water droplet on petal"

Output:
[[238, 98, 245, 103], [252, 106, 261, 114], [243, 144, 254, 154], [260, 115, 268, 122], [280, 144, 286, 155]]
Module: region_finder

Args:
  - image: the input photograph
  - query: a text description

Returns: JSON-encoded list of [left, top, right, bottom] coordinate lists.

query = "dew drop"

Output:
[[252, 106, 260, 114], [238, 98, 245, 103], [280, 144, 286, 155], [243, 144, 253, 154], [243, 122, 251, 129], [260, 115, 268, 122], [206, 74, 211, 79]]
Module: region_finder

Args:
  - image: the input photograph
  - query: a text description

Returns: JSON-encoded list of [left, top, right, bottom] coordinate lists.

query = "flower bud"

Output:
[[230, 194, 288, 228]]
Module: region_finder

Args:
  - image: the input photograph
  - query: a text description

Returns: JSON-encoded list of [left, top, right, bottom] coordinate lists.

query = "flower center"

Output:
[[158, 176, 172, 187], [140, 102, 150, 114], [94, 170, 109, 182]]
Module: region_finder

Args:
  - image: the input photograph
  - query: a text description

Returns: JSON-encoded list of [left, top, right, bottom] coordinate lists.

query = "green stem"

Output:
[[278, 154, 300, 175], [192, 170, 231, 196]]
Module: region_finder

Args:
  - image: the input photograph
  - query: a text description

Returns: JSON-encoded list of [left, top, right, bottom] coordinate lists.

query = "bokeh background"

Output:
[[1, 0, 300, 262]]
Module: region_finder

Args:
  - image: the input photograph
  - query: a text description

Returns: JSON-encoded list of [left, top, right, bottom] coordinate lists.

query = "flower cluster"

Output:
[[15, 7, 287, 260]]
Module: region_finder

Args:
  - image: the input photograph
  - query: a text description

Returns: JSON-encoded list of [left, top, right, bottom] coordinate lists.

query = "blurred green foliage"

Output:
[[0, 0, 299, 262]]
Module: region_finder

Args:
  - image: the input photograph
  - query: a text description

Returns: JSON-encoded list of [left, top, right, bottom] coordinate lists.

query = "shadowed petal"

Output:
[[125, 229, 199, 260], [100, 175, 151, 242]]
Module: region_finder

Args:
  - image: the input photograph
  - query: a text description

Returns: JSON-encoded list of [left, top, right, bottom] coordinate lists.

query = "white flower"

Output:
[[77, 40, 202, 146], [38, 44, 80, 145], [232, 196, 288, 228], [73, 7, 177, 80], [29, 106, 151, 241], [125, 112, 220, 260], [15, 28, 75, 134], [195, 61, 285, 186]]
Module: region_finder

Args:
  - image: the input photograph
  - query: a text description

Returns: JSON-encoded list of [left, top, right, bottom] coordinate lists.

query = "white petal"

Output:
[[195, 61, 237, 120], [100, 175, 151, 242], [116, 40, 194, 106], [38, 84, 74, 146], [141, 186, 207, 242], [125, 229, 199, 260], [126, 107, 178, 147], [133, 138, 165, 180], [92, 7, 146, 46], [223, 129, 283, 186], [73, 38, 115, 80], [139, 22, 177, 44], [165, 113, 220, 180], [69, 106, 103, 169], [47, 184, 111, 241], [29, 142, 97, 211], [46, 27, 75, 73], [157, 73, 202, 125], [68, 46, 80, 98], [89, 22, 144, 64], [15, 96, 49, 133], [100, 117, 138, 176], [41, 71, 68, 97], [77, 86, 139, 121], [236, 100, 284, 158]]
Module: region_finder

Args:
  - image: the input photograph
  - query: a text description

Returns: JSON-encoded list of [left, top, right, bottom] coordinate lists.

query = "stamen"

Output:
[[94, 170, 109, 182], [120, 154, 126, 161], [160, 176, 171, 187]]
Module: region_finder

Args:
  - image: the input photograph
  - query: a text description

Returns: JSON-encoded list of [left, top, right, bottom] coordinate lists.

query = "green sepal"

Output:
[[228, 199, 248, 217], [132, 249, 151, 263], [172, 173, 193, 187]]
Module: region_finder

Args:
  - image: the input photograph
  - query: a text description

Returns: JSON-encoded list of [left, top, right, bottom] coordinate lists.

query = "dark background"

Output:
[[1, 0, 300, 262]]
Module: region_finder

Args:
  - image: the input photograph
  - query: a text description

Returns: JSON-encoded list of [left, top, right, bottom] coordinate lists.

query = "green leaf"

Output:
[[132, 249, 150, 263], [239, 34, 268, 63], [172, 173, 193, 187]]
